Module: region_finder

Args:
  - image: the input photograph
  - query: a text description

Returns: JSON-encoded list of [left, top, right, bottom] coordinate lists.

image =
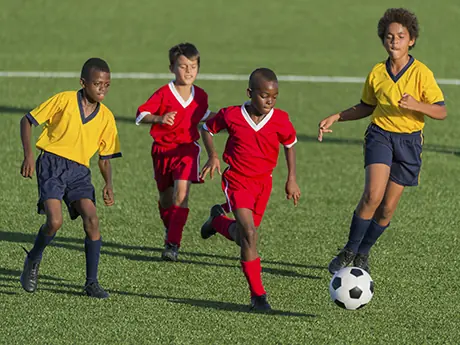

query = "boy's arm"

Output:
[[284, 146, 300, 206], [199, 127, 221, 179], [317, 103, 375, 141], [398, 93, 447, 120], [138, 112, 176, 126], [20, 115, 34, 178], [98, 159, 115, 206]]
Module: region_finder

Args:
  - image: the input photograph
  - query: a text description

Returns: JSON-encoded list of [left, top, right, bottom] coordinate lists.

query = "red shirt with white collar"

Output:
[[203, 103, 297, 178], [136, 81, 210, 148]]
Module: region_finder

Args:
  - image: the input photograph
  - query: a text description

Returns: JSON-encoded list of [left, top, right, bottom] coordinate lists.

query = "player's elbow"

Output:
[[438, 107, 447, 120]]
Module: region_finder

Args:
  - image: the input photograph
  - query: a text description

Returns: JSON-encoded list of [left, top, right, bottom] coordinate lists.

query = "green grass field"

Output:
[[1, 0, 460, 344]]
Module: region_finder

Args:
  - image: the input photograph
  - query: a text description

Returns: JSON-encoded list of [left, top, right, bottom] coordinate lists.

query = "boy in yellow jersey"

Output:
[[19, 58, 122, 298], [318, 8, 447, 275]]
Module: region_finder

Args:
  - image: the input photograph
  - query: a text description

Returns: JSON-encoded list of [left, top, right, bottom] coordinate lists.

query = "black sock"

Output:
[[28, 225, 56, 262], [345, 212, 372, 253], [358, 220, 389, 255], [85, 237, 102, 285]]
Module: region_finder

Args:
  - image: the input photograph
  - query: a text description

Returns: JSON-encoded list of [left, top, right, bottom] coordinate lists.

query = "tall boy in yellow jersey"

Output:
[[317, 8, 447, 275], [19, 58, 122, 298]]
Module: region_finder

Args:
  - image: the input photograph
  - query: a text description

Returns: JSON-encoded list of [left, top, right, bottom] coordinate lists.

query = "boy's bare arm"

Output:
[[137, 111, 176, 126], [20, 115, 34, 178], [98, 159, 115, 206], [284, 146, 300, 206], [199, 127, 221, 179]]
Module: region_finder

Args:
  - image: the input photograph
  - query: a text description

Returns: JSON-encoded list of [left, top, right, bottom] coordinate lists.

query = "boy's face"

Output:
[[170, 55, 199, 86], [80, 69, 111, 102], [247, 80, 278, 115], [383, 22, 415, 60]]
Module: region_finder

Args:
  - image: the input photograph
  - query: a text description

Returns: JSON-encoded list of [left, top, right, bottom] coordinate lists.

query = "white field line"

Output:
[[0, 71, 459, 85]]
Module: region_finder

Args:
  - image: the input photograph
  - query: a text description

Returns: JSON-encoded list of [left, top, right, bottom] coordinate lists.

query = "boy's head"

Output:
[[378, 8, 419, 59], [80, 58, 111, 102], [247, 68, 278, 115], [169, 43, 200, 86]]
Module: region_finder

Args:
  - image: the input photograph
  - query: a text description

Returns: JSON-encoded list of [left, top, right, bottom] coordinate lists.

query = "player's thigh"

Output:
[[362, 163, 391, 205], [159, 186, 174, 209], [43, 199, 64, 231]]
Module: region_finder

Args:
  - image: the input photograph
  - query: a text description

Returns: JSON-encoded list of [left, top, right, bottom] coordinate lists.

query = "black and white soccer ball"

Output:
[[329, 267, 374, 310]]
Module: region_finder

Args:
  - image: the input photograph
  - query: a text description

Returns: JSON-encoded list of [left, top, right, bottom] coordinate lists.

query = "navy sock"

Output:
[[28, 225, 56, 262], [85, 237, 102, 285], [345, 213, 372, 253], [358, 220, 389, 255]]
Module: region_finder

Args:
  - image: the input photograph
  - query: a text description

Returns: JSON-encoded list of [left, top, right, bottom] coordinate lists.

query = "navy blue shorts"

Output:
[[36, 151, 96, 219], [364, 124, 423, 187]]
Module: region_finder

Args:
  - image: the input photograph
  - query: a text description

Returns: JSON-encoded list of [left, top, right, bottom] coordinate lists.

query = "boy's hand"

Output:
[[20, 154, 35, 178], [318, 114, 340, 142], [200, 155, 221, 180], [285, 179, 301, 206], [161, 111, 177, 126], [398, 93, 419, 111], [102, 184, 115, 206]]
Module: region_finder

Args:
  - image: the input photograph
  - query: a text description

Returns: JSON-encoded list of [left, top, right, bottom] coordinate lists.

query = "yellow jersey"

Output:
[[361, 56, 445, 133], [27, 90, 122, 167]]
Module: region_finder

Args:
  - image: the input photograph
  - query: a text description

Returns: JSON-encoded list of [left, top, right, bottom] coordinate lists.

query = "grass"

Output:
[[1, 0, 460, 344]]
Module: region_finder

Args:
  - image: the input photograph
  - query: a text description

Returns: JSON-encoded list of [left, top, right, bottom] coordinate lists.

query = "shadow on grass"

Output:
[[0, 272, 317, 317], [0, 230, 326, 276]]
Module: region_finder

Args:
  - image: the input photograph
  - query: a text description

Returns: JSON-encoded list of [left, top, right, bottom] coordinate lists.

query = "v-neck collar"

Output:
[[385, 55, 415, 83], [168, 81, 194, 108], [77, 89, 100, 124], [240, 101, 274, 132]]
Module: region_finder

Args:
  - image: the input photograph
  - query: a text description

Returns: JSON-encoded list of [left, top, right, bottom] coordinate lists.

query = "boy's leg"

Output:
[[21, 199, 62, 293], [355, 181, 404, 272], [329, 163, 390, 274], [235, 208, 271, 312], [162, 180, 191, 261], [159, 186, 174, 240], [73, 199, 108, 299]]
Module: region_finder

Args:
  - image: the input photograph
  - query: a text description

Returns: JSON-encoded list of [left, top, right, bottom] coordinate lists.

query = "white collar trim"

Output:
[[240, 101, 274, 132], [168, 81, 194, 108]]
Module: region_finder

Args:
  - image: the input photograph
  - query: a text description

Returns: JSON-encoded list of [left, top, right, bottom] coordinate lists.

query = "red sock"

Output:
[[211, 215, 235, 241], [241, 257, 266, 297], [166, 205, 189, 247], [158, 202, 171, 228]]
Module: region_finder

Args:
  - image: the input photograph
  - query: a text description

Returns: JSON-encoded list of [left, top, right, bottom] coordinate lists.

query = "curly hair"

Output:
[[377, 8, 419, 50]]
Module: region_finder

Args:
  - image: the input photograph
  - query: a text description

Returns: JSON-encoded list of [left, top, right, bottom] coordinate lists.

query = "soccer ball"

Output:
[[329, 267, 374, 310]]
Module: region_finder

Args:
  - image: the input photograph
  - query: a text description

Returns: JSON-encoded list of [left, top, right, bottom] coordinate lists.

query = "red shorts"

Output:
[[221, 168, 272, 227], [152, 142, 203, 192]]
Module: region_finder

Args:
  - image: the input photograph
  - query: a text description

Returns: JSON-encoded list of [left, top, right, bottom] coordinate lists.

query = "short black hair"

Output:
[[169, 43, 200, 67], [378, 8, 419, 50], [249, 68, 278, 89], [81, 58, 110, 80]]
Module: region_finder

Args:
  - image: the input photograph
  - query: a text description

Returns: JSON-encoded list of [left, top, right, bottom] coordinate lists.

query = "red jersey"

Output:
[[136, 82, 210, 147], [204, 103, 297, 178]]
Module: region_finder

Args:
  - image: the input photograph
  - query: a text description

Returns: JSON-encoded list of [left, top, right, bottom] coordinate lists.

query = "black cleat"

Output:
[[328, 247, 356, 275], [161, 243, 179, 262], [250, 294, 272, 312], [20, 248, 40, 293], [84, 281, 109, 299], [353, 253, 370, 274], [201, 204, 226, 239]]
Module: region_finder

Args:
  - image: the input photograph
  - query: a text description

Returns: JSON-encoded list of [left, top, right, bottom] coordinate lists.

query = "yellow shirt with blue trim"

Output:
[[361, 56, 445, 133], [26, 90, 122, 167]]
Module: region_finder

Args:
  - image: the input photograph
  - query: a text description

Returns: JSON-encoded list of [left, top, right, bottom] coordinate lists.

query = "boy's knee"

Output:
[[83, 214, 99, 230], [239, 225, 257, 245], [46, 217, 63, 233], [375, 203, 395, 223], [174, 190, 189, 207], [362, 191, 383, 210]]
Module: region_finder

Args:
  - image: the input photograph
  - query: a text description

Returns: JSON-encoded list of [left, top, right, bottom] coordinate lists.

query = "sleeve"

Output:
[[421, 69, 445, 105], [26, 93, 63, 126], [199, 91, 212, 122], [99, 113, 122, 160], [202, 108, 228, 136], [135, 89, 163, 125], [360, 71, 377, 106], [278, 114, 297, 148]]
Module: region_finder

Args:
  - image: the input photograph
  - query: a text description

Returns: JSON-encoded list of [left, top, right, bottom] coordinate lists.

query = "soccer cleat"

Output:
[[161, 243, 179, 262], [250, 294, 272, 312], [84, 281, 110, 299], [328, 247, 356, 275], [20, 248, 40, 293], [353, 253, 370, 274], [200, 204, 226, 239]]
